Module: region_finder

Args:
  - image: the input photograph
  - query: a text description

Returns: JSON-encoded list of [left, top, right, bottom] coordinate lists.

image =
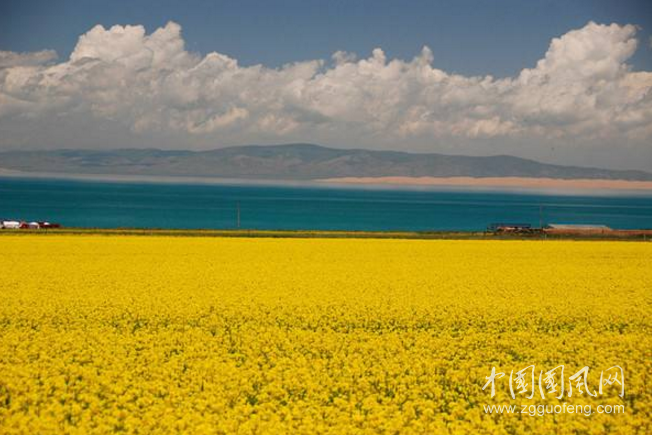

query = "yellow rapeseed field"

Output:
[[0, 235, 650, 434]]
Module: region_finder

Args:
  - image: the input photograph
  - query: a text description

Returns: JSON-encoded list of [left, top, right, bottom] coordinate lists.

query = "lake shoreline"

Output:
[[2, 228, 651, 241], [2, 170, 652, 194], [318, 176, 652, 191]]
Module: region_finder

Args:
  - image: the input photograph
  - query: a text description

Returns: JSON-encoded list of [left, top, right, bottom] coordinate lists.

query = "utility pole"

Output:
[[236, 201, 241, 229], [539, 204, 543, 229]]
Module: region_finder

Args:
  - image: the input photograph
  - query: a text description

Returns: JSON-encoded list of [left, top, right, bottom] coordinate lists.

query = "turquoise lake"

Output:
[[1, 177, 651, 231]]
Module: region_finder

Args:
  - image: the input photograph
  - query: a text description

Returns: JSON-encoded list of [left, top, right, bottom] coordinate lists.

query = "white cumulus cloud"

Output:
[[0, 21, 651, 169], [0, 50, 58, 68]]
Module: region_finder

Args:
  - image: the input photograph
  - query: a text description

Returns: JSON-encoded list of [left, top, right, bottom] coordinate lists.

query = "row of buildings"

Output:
[[1, 219, 61, 229]]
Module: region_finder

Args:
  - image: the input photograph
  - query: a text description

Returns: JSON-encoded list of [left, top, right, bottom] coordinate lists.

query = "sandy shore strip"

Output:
[[318, 176, 652, 190]]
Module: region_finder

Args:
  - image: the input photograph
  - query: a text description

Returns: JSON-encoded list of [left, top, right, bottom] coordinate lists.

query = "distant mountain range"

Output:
[[1, 143, 651, 181]]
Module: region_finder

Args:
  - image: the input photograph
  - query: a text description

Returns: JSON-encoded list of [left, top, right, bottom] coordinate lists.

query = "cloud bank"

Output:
[[1, 21, 651, 169]]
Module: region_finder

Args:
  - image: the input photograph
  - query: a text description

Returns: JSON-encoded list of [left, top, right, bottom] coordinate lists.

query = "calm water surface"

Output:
[[1, 177, 651, 231]]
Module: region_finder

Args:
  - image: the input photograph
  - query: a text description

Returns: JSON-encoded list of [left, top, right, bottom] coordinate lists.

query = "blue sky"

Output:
[[2, 0, 651, 77], [1, 0, 652, 170]]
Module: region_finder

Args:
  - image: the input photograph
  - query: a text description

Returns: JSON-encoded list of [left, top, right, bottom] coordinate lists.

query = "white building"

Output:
[[1, 220, 21, 229]]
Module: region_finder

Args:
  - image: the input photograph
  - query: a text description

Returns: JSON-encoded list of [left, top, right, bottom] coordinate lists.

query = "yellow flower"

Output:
[[0, 235, 648, 433]]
